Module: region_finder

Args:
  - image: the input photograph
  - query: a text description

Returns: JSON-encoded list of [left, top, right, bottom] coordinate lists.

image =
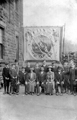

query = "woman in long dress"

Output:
[[46, 67, 54, 95], [28, 68, 36, 95]]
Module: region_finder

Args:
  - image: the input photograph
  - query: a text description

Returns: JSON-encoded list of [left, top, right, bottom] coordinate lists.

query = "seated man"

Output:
[[19, 67, 28, 94], [46, 66, 54, 95], [55, 68, 64, 95], [37, 67, 46, 95]]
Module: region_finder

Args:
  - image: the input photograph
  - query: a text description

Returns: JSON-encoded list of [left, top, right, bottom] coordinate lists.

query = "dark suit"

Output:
[[10, 68, 18, 94], [19, 70, 28, 94], [69, 68, 75, 93], [43, 65, 48, 73], [74, 69, 77, 93], [34, 67, 40, 81], [55, 71, 64, 94], [2, 67, 10, 93], [19, 71, 25, 85], [34, 67, 40, 93], [38, 71, 46, 93], [25, 67, 30, 73], [63, 67, 70, 92]]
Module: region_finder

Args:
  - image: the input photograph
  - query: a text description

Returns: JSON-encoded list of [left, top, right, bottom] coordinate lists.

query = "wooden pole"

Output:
[[63, 24, 65, 55]]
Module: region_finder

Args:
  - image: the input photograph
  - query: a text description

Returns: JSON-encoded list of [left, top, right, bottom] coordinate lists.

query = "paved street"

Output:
[[0, 86, 77, 120]]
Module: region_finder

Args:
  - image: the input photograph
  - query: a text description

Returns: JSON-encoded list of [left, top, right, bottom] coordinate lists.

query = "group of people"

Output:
[[2, 60, 77, 96], [2, 61, 19, 95]]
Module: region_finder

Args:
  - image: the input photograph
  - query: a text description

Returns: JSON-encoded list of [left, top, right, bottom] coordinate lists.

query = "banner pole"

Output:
[[63, 23, 66, 55]]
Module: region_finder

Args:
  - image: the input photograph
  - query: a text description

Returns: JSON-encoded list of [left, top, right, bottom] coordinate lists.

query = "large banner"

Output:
[[24, 26, 63, 61]]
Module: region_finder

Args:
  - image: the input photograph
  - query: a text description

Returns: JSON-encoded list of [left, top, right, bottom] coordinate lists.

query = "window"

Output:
[[0, 27, 3, 59], [16, 36, 19, 61], [14, 0, 18, 12], [0, 28, 3, 44]]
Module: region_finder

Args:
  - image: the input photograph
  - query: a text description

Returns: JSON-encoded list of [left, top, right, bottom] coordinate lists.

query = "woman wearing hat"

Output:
[[46, 66, 54, 95], [27, 67, 36, 95]]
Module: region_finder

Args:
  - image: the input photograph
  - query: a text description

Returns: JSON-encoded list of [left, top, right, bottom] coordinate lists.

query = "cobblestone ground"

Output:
[[0, 86, 77, 120]]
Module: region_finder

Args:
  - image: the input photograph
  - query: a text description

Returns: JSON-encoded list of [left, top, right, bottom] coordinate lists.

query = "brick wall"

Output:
[[0, 0, 23, 64], [0, 0, 23, 84]]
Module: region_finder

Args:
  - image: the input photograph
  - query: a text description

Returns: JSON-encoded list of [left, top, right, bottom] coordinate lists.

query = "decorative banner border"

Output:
[[24, 26, 63, 61]]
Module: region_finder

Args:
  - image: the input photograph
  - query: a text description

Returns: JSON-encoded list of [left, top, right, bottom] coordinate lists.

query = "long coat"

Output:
[[46, 71, 54, 94], [27, 72, 36, 92], [63, 67, 70, 83], [25, 67, 30, 73], [10, 68, 18, 87], [19, 71, 27, 84], [69, 68, 75, 92], [38, 71, 46, 84], [2, 67, 10, 92], [69, 68, 75, 82], [34, 67, 40, 82], [43, 65, 48, 73], [55, 72, 63, 84], [46, 71, 54, 82], [2, 67, 10, 81]]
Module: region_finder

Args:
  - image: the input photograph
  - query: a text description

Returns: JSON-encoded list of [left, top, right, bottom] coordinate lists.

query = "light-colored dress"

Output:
[[46, 71, 54, 94], [28, 72, 36, 93]]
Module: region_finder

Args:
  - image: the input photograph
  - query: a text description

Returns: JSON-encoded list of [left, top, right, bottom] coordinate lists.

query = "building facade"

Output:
[[0, 0, 23, 84], [0, 0, 23, 65]]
